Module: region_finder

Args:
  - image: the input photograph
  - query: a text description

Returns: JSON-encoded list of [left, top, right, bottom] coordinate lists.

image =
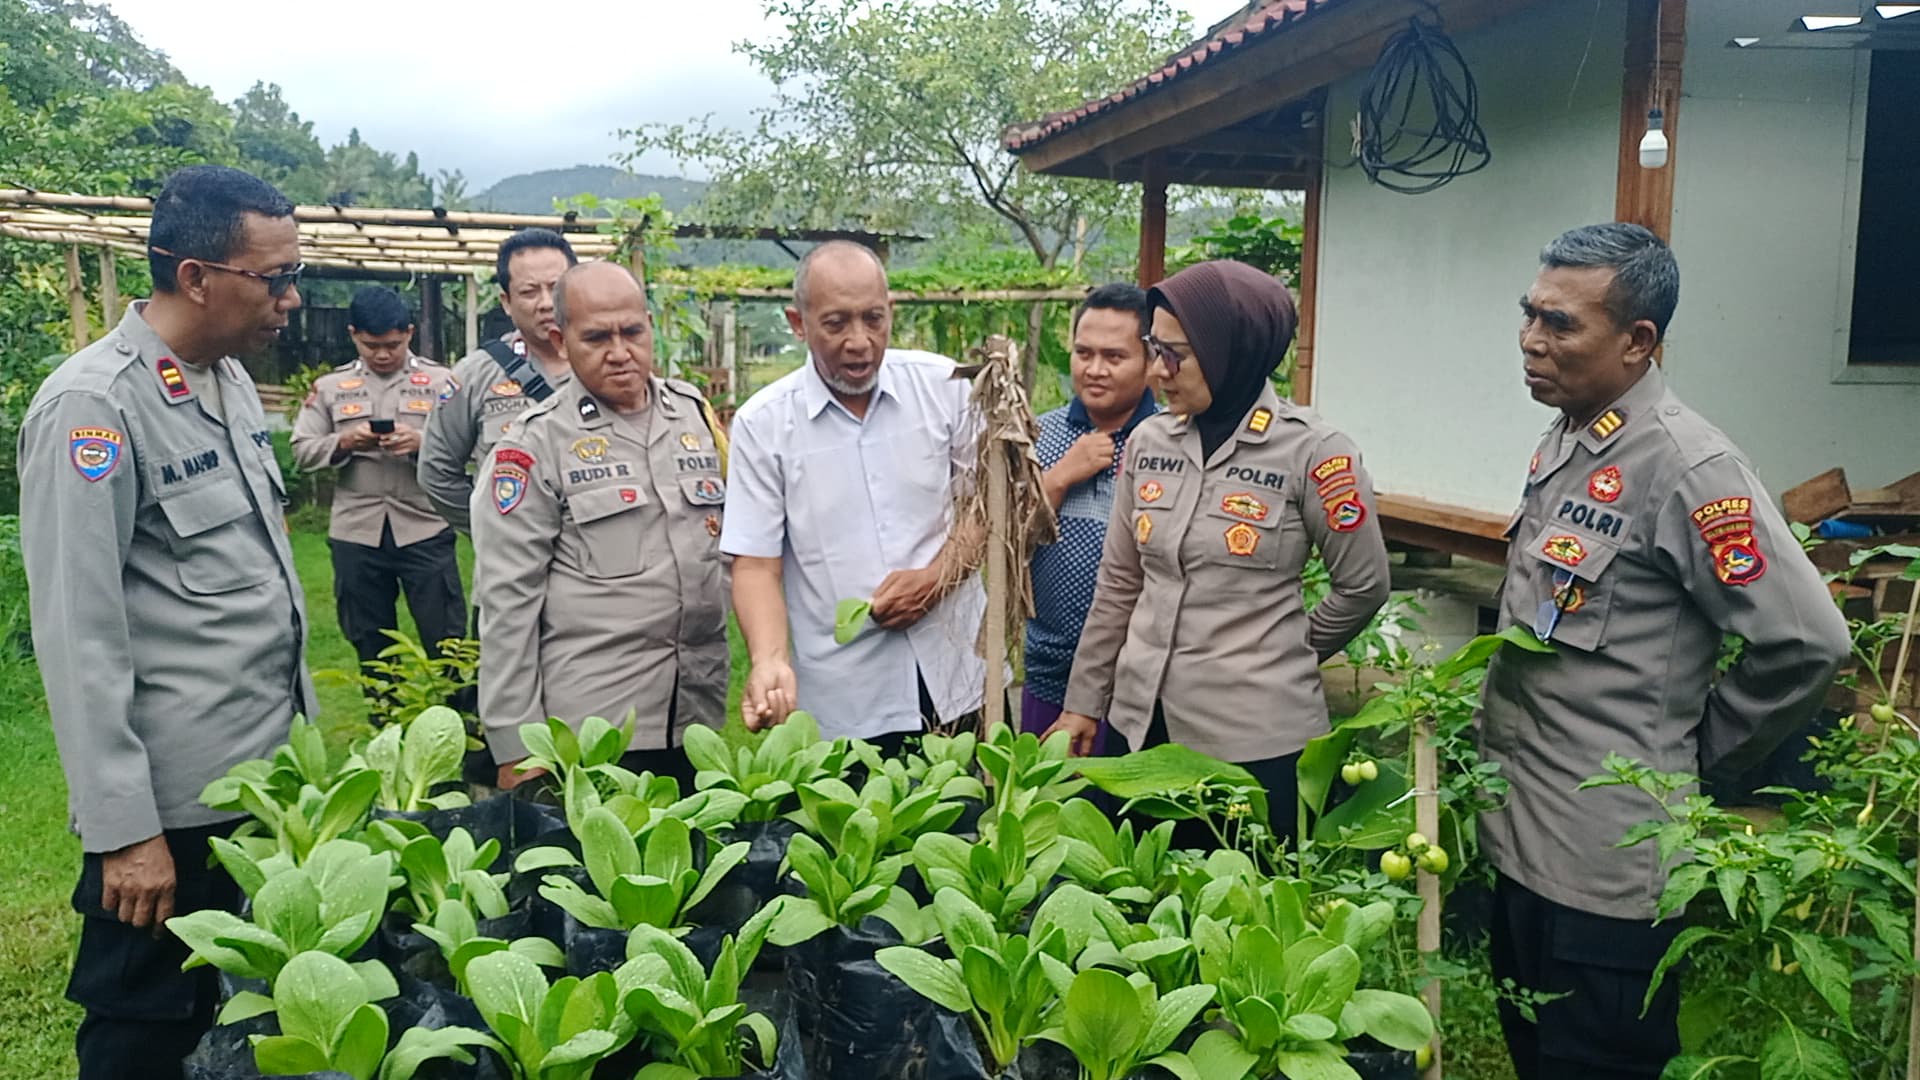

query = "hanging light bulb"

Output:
[[1639, 107, 1670, 169]]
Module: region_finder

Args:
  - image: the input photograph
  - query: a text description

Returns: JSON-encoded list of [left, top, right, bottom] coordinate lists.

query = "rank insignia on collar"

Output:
[[156, 357, 189, 398], [1135, 513, 1153, 546], [492, 464, 528, 514], [410, 373, 432, 386], [1588, 465, 1624, 503], [705, 513, 721, 538], [1225, 522, 1260, 556], [1137, 480, 1163, 503], [69, 427, 123, 482], [1221, 492, 1269, 522], [680, 432, 701, 451], [571, 436, 610, 464], [578, 396, 600, 422], [1247, 408, 1272, 434], [1542, 533, 1588, 567], [1326, 495, 1367, 533], [1587, 408, 1627, 441]]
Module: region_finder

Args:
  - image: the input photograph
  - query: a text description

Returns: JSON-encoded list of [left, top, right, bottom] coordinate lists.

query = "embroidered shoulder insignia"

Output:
[[1326, 495, 1367, 533], [492, 464, 528, 514], [1247, 408, 1272, 434], [496, 448, 535, 470], [69, 427, 123, 482], [1691, 496, 1766, 586], [1587, 408, 1627, 440], [438, 378, 459, 403], [1311, 455, 1354, 484], [156, 357, 189, 399], [1588, 465, 1624, 503]]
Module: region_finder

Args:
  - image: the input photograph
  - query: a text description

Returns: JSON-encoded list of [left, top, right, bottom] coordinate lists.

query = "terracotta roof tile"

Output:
[[1005, 0, 1336, 152]]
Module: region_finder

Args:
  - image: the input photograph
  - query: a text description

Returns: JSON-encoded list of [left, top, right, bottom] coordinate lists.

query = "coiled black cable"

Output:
[[1356, 19, 1492, 194]]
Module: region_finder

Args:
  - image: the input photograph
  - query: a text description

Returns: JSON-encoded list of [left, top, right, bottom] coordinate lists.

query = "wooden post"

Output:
[[1415, 716, 1444, 1080], [627, 229, 648, 288], [65, 245, 89, 351], [1023, 302, 1043, 392], [420, 275, 444, 360], [720, 301, 738, 405], [1616, 0, 1686, 240], [984, 420, 1010, 736], [97, 247, 119, 327], [464, 275, 479, 356], [1138, 151, 1168, 286], [1294, 160, 1323, 406]]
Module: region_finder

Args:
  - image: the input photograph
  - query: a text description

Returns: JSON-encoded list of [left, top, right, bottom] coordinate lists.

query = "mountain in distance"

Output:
[[473, 166, 708, 215]]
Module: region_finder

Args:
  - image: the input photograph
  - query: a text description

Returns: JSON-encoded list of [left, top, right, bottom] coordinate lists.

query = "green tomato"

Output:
[[1357, 760, 1379, 782], [1871, 702, 1897, 724], [1417, 847, 1450, 875], [1404, 832, 1430, 854], [1341, 763, 1364, 785], [1380, 851, 1413, 881]]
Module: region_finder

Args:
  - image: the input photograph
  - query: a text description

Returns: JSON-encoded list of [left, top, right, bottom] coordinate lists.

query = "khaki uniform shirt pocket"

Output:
[[678, 476, 725, 549], [569, 485, 648, 578], [1194, 483, 1286, 571], [157, 481, 278, 594], [1520, 523, 1624, 653]]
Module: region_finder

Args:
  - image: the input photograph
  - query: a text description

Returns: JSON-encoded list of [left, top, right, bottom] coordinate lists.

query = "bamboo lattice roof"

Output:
[[0, 189, 921, 277]]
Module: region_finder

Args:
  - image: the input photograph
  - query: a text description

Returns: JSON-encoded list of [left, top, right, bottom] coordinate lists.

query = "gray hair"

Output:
[[792, 240, 887, 310], [551, 261, 643, 332], [1540, 223, 1680, 343]]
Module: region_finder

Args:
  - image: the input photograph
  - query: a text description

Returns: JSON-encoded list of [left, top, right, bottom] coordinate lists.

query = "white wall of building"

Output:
[[1312, 0, 1628, 516], [1667, 0, 1920, 491]]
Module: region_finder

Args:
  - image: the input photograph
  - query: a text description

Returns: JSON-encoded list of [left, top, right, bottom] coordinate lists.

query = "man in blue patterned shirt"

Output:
[[1022, 284, 1158, 753]]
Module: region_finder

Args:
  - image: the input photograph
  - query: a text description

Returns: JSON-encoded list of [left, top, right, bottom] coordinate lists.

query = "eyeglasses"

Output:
[[1141, 333, 1193, 374], [1532, 568, 1580, 642], [150, 247, 304, 298]]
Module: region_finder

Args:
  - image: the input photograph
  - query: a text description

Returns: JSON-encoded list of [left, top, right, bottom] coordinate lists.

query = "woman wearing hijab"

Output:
[[1044, 260, 1392, 842]]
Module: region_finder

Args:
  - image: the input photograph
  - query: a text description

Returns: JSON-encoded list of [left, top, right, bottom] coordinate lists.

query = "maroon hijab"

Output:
[[1147, 260, 1299, 458]]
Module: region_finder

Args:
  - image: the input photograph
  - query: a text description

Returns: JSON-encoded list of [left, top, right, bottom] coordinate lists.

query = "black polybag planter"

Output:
[[784, 919, 990, 1080], [378, 903, 534, 987], [563, 916, 730, 976], [1341, 1046, 1418, 1080], [371, 794, 564, 872], [724, 819, 801, 908]]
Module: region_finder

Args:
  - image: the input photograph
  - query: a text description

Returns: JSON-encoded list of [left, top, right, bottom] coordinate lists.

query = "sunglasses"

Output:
[[151, 247, 304, 298], [1532, 568, 1580, 642], [1141, 333, 1193, 374]]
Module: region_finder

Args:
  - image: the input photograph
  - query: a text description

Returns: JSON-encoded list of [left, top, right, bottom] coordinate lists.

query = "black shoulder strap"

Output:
[[482, 338, 555, 403]]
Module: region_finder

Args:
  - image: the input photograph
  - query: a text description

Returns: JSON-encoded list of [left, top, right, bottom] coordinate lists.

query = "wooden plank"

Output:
[[97, 247, 119, 326], [1294, 154, 1323, 405], [1138, 152, 1168, 286], [1782, 467, 1852, 524], [1615, 0, 1686, 238], [464, 275, 479, 357], [1377, 494, 1514, 566]]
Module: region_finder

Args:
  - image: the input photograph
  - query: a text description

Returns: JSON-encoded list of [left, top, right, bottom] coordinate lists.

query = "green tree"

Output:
[[626, 0, 1188, 269], [232, 81, 326, 194]]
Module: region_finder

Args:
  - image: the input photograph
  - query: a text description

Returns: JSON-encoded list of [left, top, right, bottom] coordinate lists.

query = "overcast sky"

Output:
[[98, 0, 1249, 191]]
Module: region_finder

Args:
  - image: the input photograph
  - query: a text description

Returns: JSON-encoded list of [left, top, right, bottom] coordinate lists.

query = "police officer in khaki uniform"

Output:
[[1480, 224, 1850, 1079], [292, 287, 463, 684], [417, 228, 578, 531], [472, 262, 728, 792], [1051, 261, 1391, 836], [18, 166, 315, 1080]]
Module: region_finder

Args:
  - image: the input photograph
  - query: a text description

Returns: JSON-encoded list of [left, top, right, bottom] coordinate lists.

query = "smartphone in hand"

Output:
[[369, 418, 396, 435]]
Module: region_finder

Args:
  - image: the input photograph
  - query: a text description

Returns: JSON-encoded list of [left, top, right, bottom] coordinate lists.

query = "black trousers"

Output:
[[1139, 704, 1301, 851], [330, 523, 465, 680], [1490, 873, 1684, 1079], [68, 822, 241, 1080]]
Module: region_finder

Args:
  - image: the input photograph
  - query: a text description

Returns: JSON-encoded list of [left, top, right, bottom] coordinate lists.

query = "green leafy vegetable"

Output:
[[834, 598, 873, 644]]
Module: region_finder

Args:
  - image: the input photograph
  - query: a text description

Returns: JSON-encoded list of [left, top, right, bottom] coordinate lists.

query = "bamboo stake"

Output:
[[985, 450, 1009, 735], [464, 275, 479, 357], [64, 245, 88, 351], [97, 246, 119, 326], [1415, 714, 1444, 1080]]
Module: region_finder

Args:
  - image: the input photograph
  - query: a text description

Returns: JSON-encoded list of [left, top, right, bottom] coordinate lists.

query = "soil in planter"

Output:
[[785, 919, 989, 1080], [373, 794, 564, 871], [379, 902, 534, 987]]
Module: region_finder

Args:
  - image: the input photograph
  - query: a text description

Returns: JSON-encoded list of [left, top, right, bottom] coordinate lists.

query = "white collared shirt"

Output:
[[720, 349, 987, 738]]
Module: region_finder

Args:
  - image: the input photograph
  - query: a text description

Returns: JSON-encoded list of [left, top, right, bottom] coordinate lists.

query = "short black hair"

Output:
[[1540, 223, 1680, 344], [496, 228, 578, 292], [347, 287, 413, 335], [148, 165, 295, 292], [1072, 282, 1151, 337]]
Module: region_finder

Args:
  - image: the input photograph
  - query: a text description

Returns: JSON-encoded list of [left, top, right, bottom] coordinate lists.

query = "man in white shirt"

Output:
[[721, 241, 987, 748]]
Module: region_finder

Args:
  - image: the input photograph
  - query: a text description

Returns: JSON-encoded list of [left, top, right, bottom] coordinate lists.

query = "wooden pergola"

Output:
[[0, 188, 920, 360]]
